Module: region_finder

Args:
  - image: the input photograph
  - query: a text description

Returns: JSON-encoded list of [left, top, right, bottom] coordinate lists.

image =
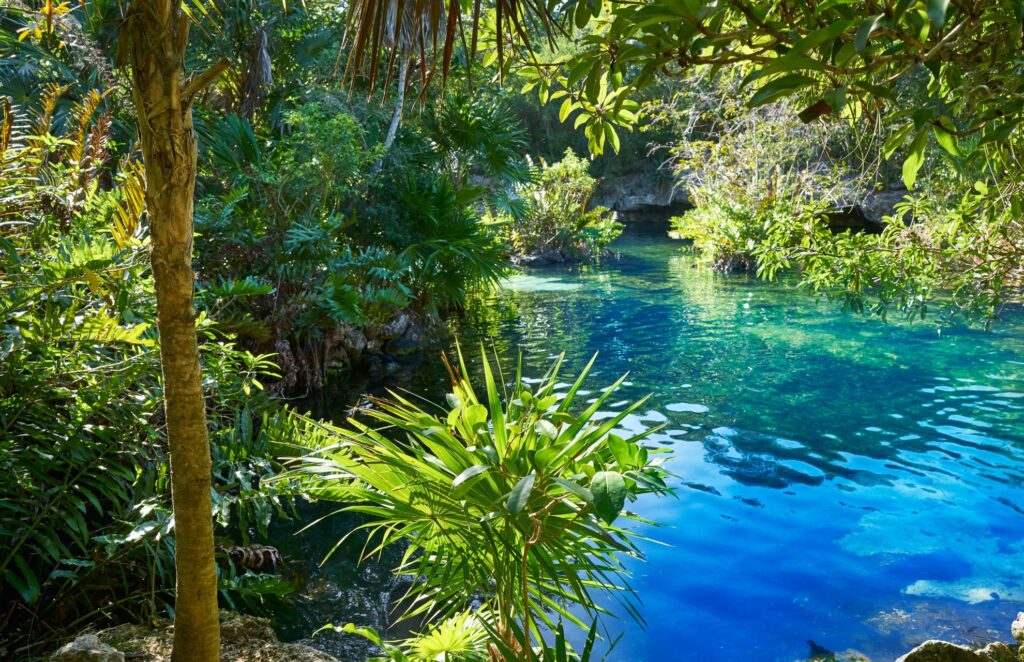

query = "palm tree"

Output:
[[110, 0, 546, 659], [118, 4, 229, 660]]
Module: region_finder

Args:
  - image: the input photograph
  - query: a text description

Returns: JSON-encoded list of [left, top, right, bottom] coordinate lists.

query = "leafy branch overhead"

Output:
[[515, 1, 1024, 166]]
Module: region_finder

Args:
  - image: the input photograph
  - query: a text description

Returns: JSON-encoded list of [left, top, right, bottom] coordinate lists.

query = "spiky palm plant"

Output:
[[290, 347, 672, 659]]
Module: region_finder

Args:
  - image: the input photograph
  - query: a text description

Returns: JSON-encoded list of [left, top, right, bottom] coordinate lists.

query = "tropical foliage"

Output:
[[0, 90, 306, 655], [193, 102, 511, 388], [515, 1, 1024, 319], [496, 149, 622, 262], [290, 347, 672, 659], [660, 70, 881, 272], [5, 0, 1024, 658]]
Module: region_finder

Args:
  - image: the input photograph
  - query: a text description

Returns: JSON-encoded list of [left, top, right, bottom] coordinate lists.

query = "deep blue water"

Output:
[[280, 226, 1024, 661]]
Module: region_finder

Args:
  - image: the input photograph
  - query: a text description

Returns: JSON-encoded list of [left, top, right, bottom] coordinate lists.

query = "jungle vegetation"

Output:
[[2, 0, 1023, 660]]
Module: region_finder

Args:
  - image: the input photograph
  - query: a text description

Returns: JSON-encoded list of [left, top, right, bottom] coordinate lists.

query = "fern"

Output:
[[110, 160, 146, 249], [70, 315, 154, 347]]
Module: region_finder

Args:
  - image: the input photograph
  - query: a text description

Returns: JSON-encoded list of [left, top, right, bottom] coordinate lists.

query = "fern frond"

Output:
[[111, 160, 146, 249], [33, 82, 68, 138], [70, 314, 154, 347], [67, 88, 103, 168]]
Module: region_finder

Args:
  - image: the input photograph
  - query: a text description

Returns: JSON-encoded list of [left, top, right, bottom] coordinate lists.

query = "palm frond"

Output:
[[342, 0, 555, 94]]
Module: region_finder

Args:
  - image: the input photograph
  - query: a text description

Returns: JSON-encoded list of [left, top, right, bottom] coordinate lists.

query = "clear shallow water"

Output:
[[280, 226, 1024, 661]]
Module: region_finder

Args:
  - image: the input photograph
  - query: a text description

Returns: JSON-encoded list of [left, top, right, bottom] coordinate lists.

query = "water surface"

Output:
[[280, 226, 1024, 661]]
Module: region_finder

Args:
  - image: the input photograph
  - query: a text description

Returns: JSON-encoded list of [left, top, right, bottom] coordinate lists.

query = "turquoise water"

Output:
[[283, 226, 1024, 661]]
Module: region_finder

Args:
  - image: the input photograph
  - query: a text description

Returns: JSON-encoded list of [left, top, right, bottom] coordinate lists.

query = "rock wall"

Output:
[[592, 171, 691, 217], [273, 309, 445, 392], [326, 310, 444, 377], [593, 168, 909, 230]]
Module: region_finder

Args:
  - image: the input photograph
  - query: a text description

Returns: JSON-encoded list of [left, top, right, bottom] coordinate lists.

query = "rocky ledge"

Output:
[[510, 246, 617, 266], [327, 310, 444, 373], [50, 611, 340, 662], [274, 309, 445, 391], [595, 169, 911, 231], [893, 613, 1024, 662]]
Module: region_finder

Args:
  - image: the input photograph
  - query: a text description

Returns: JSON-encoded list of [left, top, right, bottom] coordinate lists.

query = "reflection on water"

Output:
[[276, 227, 1024, 661]]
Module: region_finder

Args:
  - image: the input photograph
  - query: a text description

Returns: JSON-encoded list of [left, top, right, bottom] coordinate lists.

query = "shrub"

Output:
[[670, 171, 833, 273], [497, 149, 622, 262], [289, 347, 672, 659], [657, 70, 880, 273]]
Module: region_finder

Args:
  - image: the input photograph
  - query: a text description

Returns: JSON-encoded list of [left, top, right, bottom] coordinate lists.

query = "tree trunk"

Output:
[[125, 2, 219, 660], [371, 57, 409, 175]]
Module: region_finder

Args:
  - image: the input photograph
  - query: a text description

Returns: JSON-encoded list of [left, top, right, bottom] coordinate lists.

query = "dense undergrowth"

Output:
[[494, 149, 622, 262], [656, 69, 1024, 322], [0, 3, 652, 657], [0, 89, 308, 656]]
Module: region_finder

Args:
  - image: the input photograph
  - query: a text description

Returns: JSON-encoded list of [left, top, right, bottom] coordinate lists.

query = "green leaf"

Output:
[[853, 80, 897, 103], [12, 555, 40, 604], [462, 404, 488, 430], [552, 477, 594, 503], [452, 465, 489, 489], [559, 98, 575, 123], [567, 57, 593, 88], [902, 130, 928, 190], [932, 122, 962, 157], [535, 445, 561, 470], [506, 473, 536, 515], [584, 63, 602, 104], [748, 74, 816, 108], [604, 123, 621, 154], [743, 54, 826, 87], [883, 123, 915, 159], [575, 2, 592, 29], [590, 471, 626, 524], [479, 348, 507, 454], [535, 419, 559, 440], [789, 19, 858, 55], [855, 14, 885, 52], [927, 0, 950, 27], [607, 434, 631, 468]]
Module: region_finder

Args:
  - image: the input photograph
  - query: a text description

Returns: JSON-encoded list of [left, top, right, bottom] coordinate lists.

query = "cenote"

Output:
[[273, 224, 1024, 662]]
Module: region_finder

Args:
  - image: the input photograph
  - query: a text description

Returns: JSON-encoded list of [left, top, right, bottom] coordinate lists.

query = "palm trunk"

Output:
[[125, 2, 219, 660]]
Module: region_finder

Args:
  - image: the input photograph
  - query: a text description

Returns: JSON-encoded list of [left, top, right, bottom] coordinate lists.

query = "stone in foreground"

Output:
[[49, 634, 124, 662], [63, 611, 342, 662], [895, 640, 1018, 662]]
